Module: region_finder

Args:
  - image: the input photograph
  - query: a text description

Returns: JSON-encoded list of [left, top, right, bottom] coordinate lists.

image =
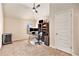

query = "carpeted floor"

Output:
[[0, 39, 72, 56]]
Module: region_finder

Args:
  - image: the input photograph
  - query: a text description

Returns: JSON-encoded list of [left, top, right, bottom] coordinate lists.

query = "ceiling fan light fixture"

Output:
[[32, 3, 40, 13]]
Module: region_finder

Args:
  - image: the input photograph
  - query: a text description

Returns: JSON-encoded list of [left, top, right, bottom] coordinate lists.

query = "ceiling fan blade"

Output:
[[33, 7, 35, 9], [36, 4, 40, 8], [32, 3, 36, 9]]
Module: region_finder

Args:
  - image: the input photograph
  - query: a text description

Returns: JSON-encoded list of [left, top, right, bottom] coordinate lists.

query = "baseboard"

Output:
[[72, 53, 78, 56], [13, 39, 27, 42], [72, 54, 77, 56], [50, 46, 72, 55], [49, 45, 56, 48]]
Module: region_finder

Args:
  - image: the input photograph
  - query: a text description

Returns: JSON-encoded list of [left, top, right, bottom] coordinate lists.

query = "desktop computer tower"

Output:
[[2, 33, 12, 45]]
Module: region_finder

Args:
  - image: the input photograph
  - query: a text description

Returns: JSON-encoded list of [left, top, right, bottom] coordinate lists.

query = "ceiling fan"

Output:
[[32, 3, 40, 13]]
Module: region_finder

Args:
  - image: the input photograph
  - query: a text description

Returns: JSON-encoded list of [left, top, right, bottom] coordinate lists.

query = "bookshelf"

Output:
[[38, 20, 49, 46]]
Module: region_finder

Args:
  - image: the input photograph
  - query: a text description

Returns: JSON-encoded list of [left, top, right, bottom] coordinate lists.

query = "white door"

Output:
[[54, 10, 72, 53]]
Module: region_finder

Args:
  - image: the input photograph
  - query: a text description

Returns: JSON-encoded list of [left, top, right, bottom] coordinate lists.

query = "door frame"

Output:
[[53, 9, 73, 54]]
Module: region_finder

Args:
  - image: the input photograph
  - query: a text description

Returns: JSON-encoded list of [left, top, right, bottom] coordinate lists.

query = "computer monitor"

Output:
[[30, 28, 38, 31]]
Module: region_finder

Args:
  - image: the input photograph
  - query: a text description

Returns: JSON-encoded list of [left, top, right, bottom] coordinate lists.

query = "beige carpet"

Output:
[[0, 40, 72, 56]]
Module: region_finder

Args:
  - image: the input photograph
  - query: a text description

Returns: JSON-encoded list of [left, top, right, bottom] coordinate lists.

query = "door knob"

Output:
[[56, 33, 58, 35]]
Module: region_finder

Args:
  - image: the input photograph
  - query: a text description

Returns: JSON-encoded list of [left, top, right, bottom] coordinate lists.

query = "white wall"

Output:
[[3, 3, 36, 41], [0, 4, 3, 48], [4, 16, 36, 41], [49, 4, 55, 47]]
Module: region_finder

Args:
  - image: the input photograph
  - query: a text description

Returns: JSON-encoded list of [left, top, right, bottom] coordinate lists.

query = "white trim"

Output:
[[72, 52, 78, 56], [71, 8, 74, 56]]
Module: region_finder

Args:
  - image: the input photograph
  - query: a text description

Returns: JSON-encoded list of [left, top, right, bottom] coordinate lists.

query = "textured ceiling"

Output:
[[3, 3, 34, 20], [3, 3, 49, 20]]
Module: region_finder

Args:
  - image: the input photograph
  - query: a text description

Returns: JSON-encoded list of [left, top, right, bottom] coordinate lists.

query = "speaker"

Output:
[[39, 20, 43, 23], [2, 33, 12, 45]]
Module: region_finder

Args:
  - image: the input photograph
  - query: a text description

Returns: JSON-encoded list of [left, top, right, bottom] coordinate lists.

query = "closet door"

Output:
[[54, 10, 72, 53]]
